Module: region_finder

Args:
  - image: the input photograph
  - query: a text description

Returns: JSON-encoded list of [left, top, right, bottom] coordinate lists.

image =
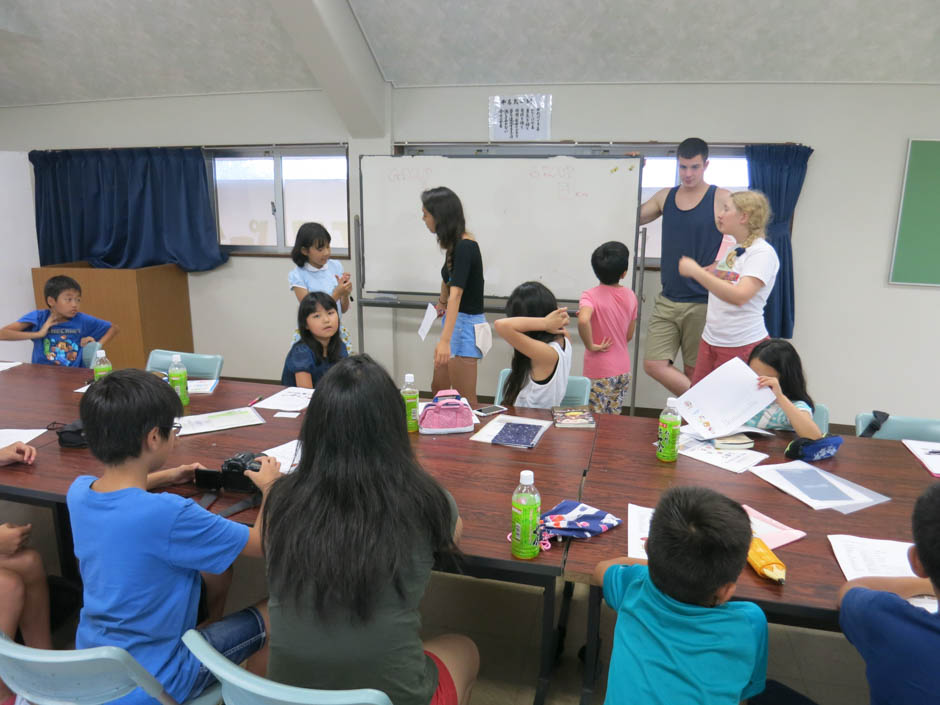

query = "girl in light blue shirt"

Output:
[[746, 339, 822, 439]]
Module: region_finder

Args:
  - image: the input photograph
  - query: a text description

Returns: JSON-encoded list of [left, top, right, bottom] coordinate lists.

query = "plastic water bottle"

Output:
[[401, 373, 419, 432], [511, 470, 541, 559], [92, 349, 112, 381], [168, 354, 190, 407], [656, 397, 681, 462]]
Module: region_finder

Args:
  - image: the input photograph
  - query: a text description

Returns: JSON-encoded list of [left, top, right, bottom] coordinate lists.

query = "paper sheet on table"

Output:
[[750, 461, 889, 513], [187, 379, 219, 394], [678, 437, 768, 474], [252, 387, 313, 412], [470, 414, 551, 444], [680, 424, 773, 441], [273, 411, 299, 419], [828, 534, 918, 581], [177, 407, 264, 436], [0, 429, 47, 446], [0, 362, 22, 372], [418, 303, 437, 341], [902, 439, 940, 477], [263, 439, 302, 474], [628, 503, 804, 560], [74, 384, 90, 393], [418, 399, 480, 425], [677, 358, 775, 439]]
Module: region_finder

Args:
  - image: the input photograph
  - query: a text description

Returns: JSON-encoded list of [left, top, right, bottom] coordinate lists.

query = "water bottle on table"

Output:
[[656, 397, 681, 462], [168, 354, 189, 407], [92, 349, 112, 381], [511, 470, 541, 559], [401, 373, 419, 432]]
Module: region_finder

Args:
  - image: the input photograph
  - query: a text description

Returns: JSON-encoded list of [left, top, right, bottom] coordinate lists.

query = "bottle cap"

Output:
[[172, 354, 182, 362], [667, 397, 679, 407], [404, 373, 415, 384], [96, 350, 106, 358], [520, 470, 534, 485]]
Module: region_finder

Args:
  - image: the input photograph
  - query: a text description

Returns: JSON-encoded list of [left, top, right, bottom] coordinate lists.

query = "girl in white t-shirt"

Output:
[[494, 281, 572, 409], [678, 190, 779, 384]]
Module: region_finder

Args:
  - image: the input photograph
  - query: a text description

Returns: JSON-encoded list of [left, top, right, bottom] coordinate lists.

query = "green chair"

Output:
[[0, 632, 220, 705], [494, 368, 591, 407], [812, 403, 830, 435], [854, 413, 940, 441], [146, 350, 224, 380], [81, 341, 101, 368], [181, 630, 391, 705]]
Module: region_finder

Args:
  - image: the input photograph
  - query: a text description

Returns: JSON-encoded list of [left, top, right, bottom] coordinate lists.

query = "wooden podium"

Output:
[[31, 262, 194, 370]]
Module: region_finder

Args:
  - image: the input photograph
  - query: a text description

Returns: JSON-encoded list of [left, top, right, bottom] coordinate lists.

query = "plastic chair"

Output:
[[82, 341, 101, 368], [494, 368, 591, 407], [812, 403, 830, 435], [181, 630, 391, 705], [854, 413, 940, 441], [0, 632, 220, 705], [146, 350, 224, 380]]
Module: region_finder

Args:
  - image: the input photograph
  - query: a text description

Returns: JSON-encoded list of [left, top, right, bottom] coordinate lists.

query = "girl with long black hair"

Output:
[[263, 354, 479, 705]]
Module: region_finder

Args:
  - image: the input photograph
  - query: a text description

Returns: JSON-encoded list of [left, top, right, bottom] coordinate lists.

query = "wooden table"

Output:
[[562, 413, 936, 705], [0, 363, 594, 705]]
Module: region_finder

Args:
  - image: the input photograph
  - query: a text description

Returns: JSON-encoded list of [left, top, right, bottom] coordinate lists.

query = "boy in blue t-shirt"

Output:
[[838, 483, 940, 705], [594, 486, 767, 705], [0, 275, 119, 367], [67, 369, 282, 705]]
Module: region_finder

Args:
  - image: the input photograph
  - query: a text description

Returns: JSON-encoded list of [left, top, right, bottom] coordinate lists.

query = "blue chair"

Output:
[[0, 632, 220, 705], [181, 630, 391, 705], [854, 413, 940, 441], [82, 341, 101, 368], [494, 368, 591, 407], [146, 350, 224, 380], [812, 403, 830, 435]]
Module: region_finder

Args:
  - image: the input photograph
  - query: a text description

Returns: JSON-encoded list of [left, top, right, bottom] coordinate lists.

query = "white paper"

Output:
[[418, 303, 437, 341], [677, 358, 775, 439], [0, 429, 47, 446], [902, 439, 940, 477], [74, 384, 90, 393], [678, 438, 768, 474], [488, 93, 552, 141], [909, 595, 939, 613], [263, 439, 302, 474], [177, 407, 265, 436], [273, 411, 299, 419], [419, 399, 480, 425], [469, 414, 551, 444], [187, 379, 218, 394], [252, 387, 313, 412], [680, 424, 773, 441], [828, 534, 918, 581], [627, 503, 654, 559], [473, 321, 492, 356], [0, 362, 22, 372], [749, 461, 874, 511]]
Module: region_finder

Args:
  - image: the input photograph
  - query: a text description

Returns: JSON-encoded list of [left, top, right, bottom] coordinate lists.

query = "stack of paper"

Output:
[[470, 415, 551, 448], [627, 503, 805, 560], [177, 407, 265, 436], [263, 439, 302, 474], [677, 358, 775, 439], [678, 437, 768, 474], [902, 439, 940, 477], [252, 387, 314, 412], [750, 461, 889, 514]]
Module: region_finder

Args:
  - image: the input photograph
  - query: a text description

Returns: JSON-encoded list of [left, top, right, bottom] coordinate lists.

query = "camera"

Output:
[[194, 452, 262, 493]]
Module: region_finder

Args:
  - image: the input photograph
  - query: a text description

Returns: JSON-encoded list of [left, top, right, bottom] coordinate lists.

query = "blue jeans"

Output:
[[446, 312, 485, 358], [185, 606, 266, 698]]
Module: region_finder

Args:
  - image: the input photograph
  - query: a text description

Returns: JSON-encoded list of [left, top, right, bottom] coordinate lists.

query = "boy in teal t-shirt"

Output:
[[594, 486, 767, 705]]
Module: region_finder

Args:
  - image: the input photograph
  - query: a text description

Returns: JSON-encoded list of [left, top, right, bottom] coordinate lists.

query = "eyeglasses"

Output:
[[163, 423, 183, 435]]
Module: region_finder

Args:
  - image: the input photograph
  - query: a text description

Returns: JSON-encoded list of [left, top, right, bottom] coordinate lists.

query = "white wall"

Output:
[[0, 151, 40, 362], [1, 84, 937, 423]]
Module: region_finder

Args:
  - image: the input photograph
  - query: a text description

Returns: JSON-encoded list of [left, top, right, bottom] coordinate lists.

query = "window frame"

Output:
[[204, 144, 350, 258]]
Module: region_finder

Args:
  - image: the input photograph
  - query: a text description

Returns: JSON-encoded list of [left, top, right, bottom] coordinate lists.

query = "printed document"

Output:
[[677, 358, 775, 439]]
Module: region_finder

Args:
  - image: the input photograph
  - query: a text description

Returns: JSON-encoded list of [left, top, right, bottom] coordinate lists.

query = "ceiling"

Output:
[[0, 0, 937, 108]]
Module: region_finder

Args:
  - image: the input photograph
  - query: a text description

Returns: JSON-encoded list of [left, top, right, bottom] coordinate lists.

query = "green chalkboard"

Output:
[[891, 139, 940, 285]]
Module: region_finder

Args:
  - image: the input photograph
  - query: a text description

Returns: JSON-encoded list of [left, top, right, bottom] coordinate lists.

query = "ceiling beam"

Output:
[[269, 0, 387, 138]]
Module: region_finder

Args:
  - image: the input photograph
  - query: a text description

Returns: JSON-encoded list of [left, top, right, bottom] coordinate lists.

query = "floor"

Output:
[[6, 499, 871, 704]]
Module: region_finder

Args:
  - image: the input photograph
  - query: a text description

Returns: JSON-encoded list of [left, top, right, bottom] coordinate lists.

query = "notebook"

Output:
[[492, 422, 544, 449]]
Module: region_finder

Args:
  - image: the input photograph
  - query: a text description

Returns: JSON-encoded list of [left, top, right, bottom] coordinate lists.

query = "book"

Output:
[[491, 422, 544, 449], [552, 405, 595, 429], [713, 433, 754, 449], [470, 415, 552, 447]]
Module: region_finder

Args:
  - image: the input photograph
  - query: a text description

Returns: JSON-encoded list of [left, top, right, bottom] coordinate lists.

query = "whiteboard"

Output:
[[359, 155, 642, 301]]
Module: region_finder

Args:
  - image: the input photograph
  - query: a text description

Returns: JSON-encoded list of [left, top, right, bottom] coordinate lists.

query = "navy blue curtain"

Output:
[[746, 144, 813, 339], [28, 147, 227, 271]]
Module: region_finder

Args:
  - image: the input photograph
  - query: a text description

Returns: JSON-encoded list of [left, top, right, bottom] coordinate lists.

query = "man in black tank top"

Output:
[[638, 138, 730, 396]]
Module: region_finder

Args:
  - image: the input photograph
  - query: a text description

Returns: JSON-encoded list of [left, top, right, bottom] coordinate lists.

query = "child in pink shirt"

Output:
[[578, 242, 639, 414]]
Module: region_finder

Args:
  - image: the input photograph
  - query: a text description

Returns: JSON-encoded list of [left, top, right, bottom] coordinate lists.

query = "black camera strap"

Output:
[[219, 492, 262, 518], [197, 492, 218, 510]]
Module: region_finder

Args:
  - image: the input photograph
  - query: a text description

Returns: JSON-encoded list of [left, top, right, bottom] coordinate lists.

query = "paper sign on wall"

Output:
[[488, 94, 551, 141]]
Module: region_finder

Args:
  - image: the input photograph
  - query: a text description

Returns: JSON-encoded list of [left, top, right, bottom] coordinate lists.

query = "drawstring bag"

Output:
[[418, 390, 475, 435], [47, 420, 86, 448], [540, 500, 622, 539]]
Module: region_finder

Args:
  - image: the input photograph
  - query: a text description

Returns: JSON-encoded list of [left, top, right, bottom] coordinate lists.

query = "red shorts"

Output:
[[426, 650, 458, 705], [691, 337, 768, 385]]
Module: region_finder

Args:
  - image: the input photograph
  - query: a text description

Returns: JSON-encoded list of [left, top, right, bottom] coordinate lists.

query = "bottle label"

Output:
[[93, 364, 111, 381], [511, 497, 541, 559], [402, 391, 419, 432], [656, 417, 680, 461], [169, 371, 189, 405]]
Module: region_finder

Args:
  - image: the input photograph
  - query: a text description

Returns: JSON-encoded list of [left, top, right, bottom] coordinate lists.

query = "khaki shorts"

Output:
[[644, 294, 707, 368]]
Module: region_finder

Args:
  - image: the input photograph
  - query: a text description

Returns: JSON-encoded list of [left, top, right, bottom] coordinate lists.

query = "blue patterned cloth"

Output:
[[541, 500, 622, 539]]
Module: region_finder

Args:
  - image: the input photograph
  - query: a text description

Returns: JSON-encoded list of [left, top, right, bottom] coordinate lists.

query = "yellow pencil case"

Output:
[[747, 536, 787, 584]]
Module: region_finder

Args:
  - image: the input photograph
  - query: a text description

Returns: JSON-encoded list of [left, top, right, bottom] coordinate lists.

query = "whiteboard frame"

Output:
[[888, 138, 940, 287]]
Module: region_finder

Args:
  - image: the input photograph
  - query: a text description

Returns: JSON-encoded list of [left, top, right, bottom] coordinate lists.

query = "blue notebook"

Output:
[[492, 422, 542, 449]]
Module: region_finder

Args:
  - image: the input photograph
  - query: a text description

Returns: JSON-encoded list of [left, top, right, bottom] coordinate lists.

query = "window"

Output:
[[206, 146, 349, 257]]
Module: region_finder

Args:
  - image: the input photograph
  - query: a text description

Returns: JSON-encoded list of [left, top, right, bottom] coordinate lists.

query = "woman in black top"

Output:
[[421, 187, 486, 405]]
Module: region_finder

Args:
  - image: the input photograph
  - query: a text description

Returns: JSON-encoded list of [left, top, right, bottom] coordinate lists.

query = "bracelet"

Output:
[[438, 299, 447, 306]]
